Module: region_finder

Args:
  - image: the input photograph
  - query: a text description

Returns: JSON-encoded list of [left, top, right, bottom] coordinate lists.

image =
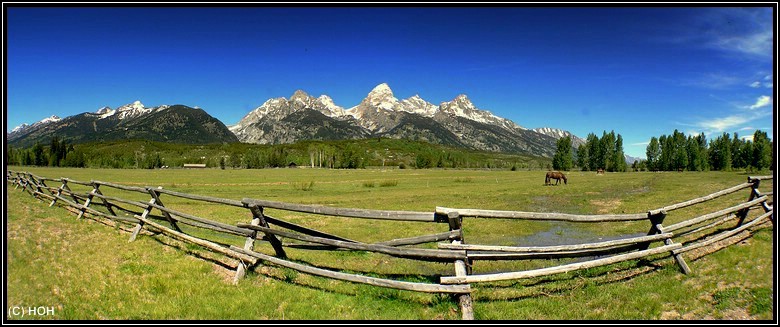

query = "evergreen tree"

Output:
[[613, 134, 627, 172], [32, 142, 46, 166], [577, 144, 589, 171], [646, 137, 660, 171], [686, 133, 708, 171], [63, 148, 86, 168], [670, 130, 688, 171], [752, 130, 772, 170], [601, 131, 615, 171], [552, 136, 573, 171], [587, 133, 601, 171], [709, 133, 732, 171]]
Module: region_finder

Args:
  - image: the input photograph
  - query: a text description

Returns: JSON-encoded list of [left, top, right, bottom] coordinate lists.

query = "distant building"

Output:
[[288, 162, 298, 168], [183, 163, 207, 169]]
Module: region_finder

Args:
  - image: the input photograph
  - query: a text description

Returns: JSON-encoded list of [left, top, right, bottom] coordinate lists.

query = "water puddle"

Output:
[[506, 221, 648, 262]]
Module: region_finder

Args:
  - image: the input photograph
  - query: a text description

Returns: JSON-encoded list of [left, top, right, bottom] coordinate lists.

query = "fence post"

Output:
[[445, 211, 474, 320], [129, 197, 158, 242], [18, 173, 30, 193], [91, 182, 117, 216], [644, 210, 691, 274], [49, 179, 66, 207], [146, 186, 182, 233], [60, 178, 81, 204], [77, 184, 97, 220], [27, 173, 44, 196], [233, 216, 261, 284], [249, 205, 287, 258], [13, 172, 22, 190], [38, 177, 49, 194], [736, 177, 761, 226]]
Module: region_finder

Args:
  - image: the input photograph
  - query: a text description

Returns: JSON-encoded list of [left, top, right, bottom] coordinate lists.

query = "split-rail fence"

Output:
[[6, 170, 774, 320]]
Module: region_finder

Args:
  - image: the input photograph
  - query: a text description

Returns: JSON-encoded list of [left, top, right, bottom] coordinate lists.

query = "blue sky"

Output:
[[5, 5, 775, 158]]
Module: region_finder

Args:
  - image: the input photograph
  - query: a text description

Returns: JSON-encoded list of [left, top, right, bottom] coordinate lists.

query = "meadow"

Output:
[[5, 166, 775, 320]]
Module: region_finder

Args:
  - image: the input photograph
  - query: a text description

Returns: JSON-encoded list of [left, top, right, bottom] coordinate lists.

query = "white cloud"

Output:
[[760, 75, 773, 88], [630, 141, 650, 146], [750, 81, 761, 88], [697, 115, 750, 131], [681, 73, 745, 89], [747, 95, 771, 110], [714, 29, 773, 58], [700, 8, 774, 59], [692, 103, 772, 138]]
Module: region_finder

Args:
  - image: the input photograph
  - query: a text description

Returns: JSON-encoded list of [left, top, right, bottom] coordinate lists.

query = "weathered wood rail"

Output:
[[7, 170, 773, 320]]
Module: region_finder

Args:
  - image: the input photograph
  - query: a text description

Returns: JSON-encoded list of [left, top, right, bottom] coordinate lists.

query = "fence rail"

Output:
[[6, 170, 773, 320]]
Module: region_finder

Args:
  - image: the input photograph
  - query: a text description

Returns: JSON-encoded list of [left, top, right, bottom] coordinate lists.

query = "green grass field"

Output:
[[5, 166, 775, 320]]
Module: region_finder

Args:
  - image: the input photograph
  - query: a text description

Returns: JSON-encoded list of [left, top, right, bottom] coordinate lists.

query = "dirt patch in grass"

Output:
[[589, 198, 622, 214]]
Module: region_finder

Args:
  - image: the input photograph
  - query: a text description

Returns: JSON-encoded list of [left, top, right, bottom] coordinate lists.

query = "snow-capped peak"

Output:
[[291, 90, 311, 103], [400, 94, 438, 117], [97, 106, 117, 118], [532, 127, 586, 146], [8, 115, 61, 135], [318, 95, 336, 108], [364, 83, 399, 111], [39, 115, 61, 124], [533, 127, 569, 138], [438, 95, 523, 130], [317, 95, 346, 116], [369, 83, 393, 96], [108, 100, 154, 120], [117, 100, 145, 111], [10, 123, 30, 134]]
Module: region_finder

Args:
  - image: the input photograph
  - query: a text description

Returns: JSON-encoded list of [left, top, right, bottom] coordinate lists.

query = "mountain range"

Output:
[[8, 83, 587, 158], [7, 101, 238, 148], [229, 83, 585, 156]]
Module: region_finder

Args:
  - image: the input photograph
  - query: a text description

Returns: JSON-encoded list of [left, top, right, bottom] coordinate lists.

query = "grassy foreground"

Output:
[[5, 166, 775, 320]]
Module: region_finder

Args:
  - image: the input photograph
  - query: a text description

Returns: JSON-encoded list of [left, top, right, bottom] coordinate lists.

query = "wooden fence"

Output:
[[6, 170, 774, 320]]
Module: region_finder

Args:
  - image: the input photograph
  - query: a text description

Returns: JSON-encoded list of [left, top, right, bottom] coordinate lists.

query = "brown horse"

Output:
[[545, 171, 567, 185]]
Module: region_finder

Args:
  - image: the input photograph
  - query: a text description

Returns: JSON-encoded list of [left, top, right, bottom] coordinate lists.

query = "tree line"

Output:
[[551, 129, 773, 173], [6, 138, 550, 170], [646, 129, 772, 172], [552, 130, 628, 172]]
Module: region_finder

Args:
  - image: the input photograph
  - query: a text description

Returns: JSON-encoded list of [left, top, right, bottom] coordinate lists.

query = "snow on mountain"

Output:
[[229, 83, 570, 156], [7, 115, 61, 138], [236, 83, 528, 134], [93, 101, 172, 120], [438, 94, 523, 131], [533, 127, 571, 139], [9, 100, 178, 138], [400, 95, 438, 117], [10, 123, 29, 134], [317, 95, 346, 117], [532, 127, 586, 146], [345, 83, 400, 121], [38, 115, 61, 125], [364, 82, 399, 110]]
